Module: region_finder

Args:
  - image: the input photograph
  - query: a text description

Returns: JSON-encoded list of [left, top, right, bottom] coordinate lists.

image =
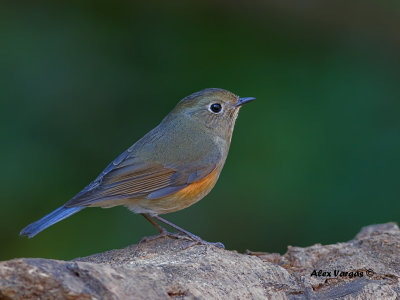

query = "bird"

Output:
[[20, 88, 255, 247]]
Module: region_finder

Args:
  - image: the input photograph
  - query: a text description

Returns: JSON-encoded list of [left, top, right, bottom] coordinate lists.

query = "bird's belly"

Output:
[[131, 167, 220, 214]]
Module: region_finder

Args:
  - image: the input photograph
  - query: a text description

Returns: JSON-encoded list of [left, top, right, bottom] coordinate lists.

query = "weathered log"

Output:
[[1, 223, 399, 299]]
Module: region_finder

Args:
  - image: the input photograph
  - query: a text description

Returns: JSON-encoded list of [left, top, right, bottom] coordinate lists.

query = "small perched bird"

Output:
[[20, 88, 255, 247]]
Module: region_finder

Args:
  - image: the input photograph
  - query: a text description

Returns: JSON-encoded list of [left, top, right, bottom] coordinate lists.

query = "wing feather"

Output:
[[65, 159, 217, 207], [64, 135, 221, 208]]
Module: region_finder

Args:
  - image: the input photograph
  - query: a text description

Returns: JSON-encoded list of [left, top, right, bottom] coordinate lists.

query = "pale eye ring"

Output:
[[209, 103, 223, 114]]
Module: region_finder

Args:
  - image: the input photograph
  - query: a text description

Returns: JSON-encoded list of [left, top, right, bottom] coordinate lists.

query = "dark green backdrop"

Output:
[[1, 1, 400, 260]]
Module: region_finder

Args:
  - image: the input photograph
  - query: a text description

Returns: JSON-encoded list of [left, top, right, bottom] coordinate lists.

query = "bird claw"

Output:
[[181, 239, 225, 250], [210, 241, 225, 249], [178, 234, 225, 249], [140, 231, 224, 249]]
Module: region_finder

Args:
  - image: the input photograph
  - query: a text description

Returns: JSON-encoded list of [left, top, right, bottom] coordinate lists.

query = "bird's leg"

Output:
[[140, 213, 190, 242], [152, 215, 225, 249], [139, 213, 172, 244], [141, 213, 168, 235]]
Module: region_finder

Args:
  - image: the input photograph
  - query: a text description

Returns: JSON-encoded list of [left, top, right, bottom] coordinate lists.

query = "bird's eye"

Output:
[[209, 103, 222, 114]]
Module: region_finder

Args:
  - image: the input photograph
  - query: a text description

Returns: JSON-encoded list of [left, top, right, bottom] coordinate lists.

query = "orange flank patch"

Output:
[[141, 166, 221, 214], [174, 167, 220, 200]]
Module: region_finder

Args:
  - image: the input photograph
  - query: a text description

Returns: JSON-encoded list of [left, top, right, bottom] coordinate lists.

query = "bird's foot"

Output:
[[139, 231, 224, 249], [175, 232, 225, 249], [141, 214, 225, 249], [139, 230, 194, 244], [188, 239, 225, 249], [165, 230, 225, 249], [177, 231, 225, 249]]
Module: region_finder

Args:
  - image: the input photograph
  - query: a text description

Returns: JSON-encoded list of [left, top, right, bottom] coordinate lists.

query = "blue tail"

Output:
[[20, 206, 84, 238]]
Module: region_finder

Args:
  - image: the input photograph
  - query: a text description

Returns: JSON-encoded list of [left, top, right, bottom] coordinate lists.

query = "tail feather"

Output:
[[20, 206, 84, 238]]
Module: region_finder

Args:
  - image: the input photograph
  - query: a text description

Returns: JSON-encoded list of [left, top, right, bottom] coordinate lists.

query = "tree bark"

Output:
[[1, 223, 399, 299]]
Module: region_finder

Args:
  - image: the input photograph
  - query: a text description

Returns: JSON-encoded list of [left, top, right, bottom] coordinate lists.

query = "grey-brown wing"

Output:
[[65, 150, 218, 207]]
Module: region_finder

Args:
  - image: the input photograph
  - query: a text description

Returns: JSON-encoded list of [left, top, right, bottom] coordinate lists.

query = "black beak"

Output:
[[235, 97, 256, 107]]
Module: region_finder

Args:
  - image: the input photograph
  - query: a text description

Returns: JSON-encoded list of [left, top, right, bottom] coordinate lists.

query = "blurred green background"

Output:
[[1, 0, 400, 261]]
